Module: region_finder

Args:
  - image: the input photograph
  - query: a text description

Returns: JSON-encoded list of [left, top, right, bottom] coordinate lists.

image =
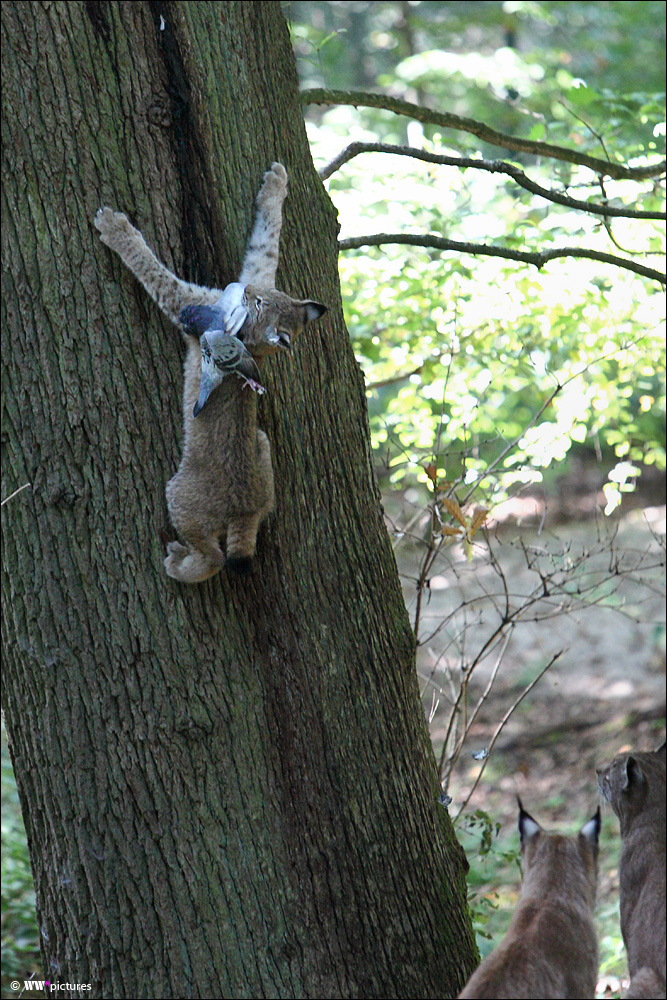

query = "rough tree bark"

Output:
[[1, 3, 477, 998]]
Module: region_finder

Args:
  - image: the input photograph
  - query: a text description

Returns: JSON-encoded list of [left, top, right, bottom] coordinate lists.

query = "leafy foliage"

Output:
[[331, 157, 664, 510], [291, 0, 665, 514]]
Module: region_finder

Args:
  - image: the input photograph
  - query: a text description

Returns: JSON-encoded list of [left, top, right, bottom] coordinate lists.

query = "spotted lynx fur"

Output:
[[95, 164, 325, 581], [598, 743, 666, 1000], [458, 801, 600, 999]]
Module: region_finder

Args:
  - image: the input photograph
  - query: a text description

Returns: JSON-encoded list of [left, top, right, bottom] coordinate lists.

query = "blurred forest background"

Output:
[[287, 3, 666, 996], [2, 2, 665, 997]]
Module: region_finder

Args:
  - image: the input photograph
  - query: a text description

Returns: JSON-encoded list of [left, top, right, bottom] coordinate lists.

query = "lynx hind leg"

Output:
[[225, 513, 264, 575], [256, 429, 275, 513], [164, 538, 224, 584], [225, 431, 275, 574]]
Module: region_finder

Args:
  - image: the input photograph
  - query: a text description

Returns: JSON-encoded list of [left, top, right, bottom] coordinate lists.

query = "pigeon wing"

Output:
[[234, 343, 262, 383], [211, 335, 261, 383]]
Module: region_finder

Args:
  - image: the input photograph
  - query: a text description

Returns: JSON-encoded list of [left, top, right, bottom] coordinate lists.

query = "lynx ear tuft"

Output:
[[580, 808, 601, 845], [304, 300, 327, 323], [517, 799, 541, 842]]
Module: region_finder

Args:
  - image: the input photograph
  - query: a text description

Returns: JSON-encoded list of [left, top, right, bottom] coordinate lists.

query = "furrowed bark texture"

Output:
[[1, 3, 477, 998]]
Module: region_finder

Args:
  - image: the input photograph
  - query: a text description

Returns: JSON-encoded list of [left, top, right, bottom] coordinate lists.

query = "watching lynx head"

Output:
[[517, 798, 601, 905], [597, 742, 666, 833]]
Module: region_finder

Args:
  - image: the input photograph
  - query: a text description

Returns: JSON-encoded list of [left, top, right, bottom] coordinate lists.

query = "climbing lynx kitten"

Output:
[[458, 801, 600, 999], [597, 743, 666, 1000], [95, 163, 325, 581]]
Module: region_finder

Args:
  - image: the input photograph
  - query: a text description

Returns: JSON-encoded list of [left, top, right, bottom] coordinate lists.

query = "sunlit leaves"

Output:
[[297, 2, 665, 514]]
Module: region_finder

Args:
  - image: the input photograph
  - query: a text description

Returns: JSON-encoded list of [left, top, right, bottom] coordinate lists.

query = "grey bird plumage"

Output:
[[180, 284, 265, 416]]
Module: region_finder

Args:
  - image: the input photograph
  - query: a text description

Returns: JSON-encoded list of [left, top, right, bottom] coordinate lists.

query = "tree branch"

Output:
[[366, 364, 424, 390], [452, 650, 563, 822], [320, 141, 666, 220], [302, 88, 666, 181], [338, 233, 666, 284]]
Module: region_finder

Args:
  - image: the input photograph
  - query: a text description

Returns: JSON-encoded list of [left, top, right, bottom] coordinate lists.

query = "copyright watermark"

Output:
[[10, 982, 91, 994]]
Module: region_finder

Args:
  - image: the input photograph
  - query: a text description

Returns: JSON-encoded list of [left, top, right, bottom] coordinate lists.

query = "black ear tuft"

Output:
[[517, 798, 541, 842], [624, 754, 646, 791], [580, 807, 601, 845]]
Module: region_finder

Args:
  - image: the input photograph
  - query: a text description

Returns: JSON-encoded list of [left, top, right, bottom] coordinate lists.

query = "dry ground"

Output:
[[388, 479, 665, 996]]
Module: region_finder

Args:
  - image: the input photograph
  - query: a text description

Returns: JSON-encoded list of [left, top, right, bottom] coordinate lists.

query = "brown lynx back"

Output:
[[457, 802, 600, 999], [597, 743, 666, 1000]]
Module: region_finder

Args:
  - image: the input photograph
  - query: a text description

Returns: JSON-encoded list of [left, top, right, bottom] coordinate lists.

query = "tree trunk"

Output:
[[1, 3, 476, 997]]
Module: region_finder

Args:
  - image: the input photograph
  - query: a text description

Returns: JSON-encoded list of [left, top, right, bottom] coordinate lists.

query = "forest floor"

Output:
[[388, 465, 665, 999]]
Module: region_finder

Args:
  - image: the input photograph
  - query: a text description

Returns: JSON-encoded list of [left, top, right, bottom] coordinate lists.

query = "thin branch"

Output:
[[1, 483, 31, 506], [596, 175, 639, 255], [320, 142, 666, 220], [438, 618, 516, 777], [338, 233, 666, 284], [452, 626, 514, 761], [366, 363, 424, 390], [302, 88, 666, 181], [453, 650, 564, 822], [457, 337, 641, 511]]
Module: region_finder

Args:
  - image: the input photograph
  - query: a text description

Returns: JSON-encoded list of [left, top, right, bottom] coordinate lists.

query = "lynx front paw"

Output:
[[267, 162, 287, 183], [256, 163, 288, 206], [94, 206, 131, 246]]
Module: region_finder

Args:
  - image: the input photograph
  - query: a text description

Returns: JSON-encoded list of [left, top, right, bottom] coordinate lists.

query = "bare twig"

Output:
[[456, 339, 643, 511], [302, 88, 666, 180], [338, 233, 666, 284], [452, 650, 564, 822], [443, 627, 515, 784], [319, 141, 666, 220], [457, 629, 515, 754], [437, 618, 517, 777], [366, 363, 425, 390]]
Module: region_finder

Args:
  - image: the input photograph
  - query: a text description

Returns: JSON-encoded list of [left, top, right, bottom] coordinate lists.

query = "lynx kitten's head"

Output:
[[517, 798, 601, 892]]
